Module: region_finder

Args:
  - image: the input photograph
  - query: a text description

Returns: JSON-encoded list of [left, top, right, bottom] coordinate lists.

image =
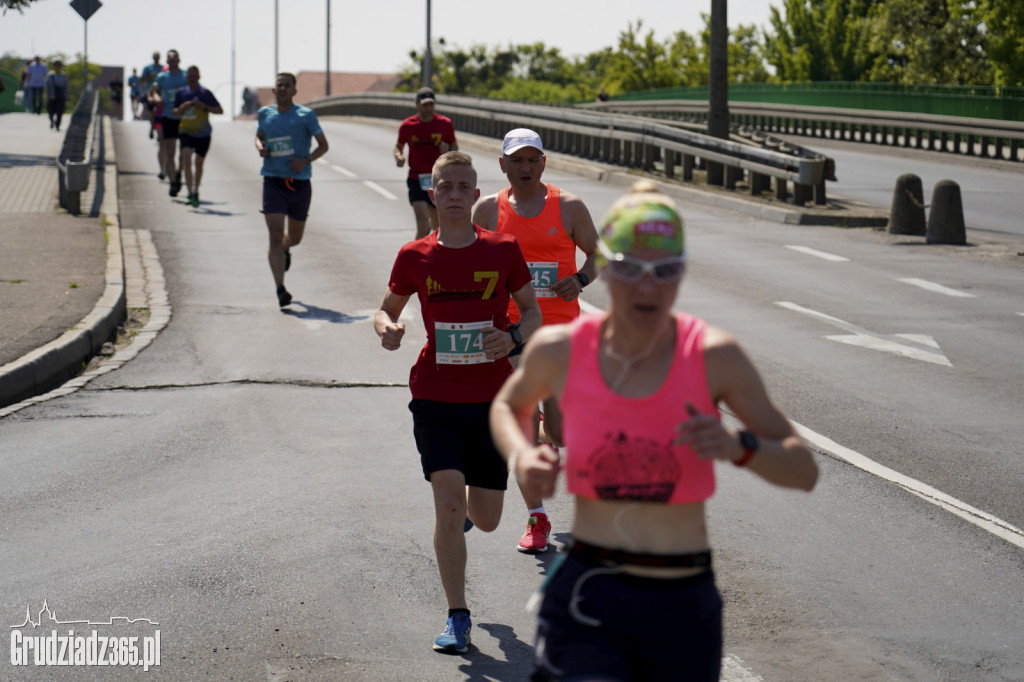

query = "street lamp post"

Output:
[[423, 0, 432, 88], [326, 0, 331, 96], [231, 0, 236, 119]]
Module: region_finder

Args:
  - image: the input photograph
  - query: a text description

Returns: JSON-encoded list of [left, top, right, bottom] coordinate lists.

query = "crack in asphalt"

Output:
[[86, 379, 409, 391]]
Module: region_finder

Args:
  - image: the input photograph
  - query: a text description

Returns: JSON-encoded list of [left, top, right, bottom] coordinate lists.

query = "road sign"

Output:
[[70, 0, 102, 21]]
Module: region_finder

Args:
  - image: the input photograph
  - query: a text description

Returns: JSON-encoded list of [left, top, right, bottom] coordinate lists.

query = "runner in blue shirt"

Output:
[[155, 50, 188, 196], [255, 72, 329, 307]]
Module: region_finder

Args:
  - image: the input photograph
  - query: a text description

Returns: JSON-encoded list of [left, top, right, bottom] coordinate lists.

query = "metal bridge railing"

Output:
[[308, 92, 832, 205]]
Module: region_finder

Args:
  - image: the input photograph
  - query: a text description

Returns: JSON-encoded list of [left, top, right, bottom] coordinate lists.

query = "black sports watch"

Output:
[[574, 272, 590, 289], [507, 323, 525, 357], [734, 430, 760, 467]]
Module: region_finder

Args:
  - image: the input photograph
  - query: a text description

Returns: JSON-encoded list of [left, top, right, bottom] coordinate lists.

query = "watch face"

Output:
[[739, 430, 759, 452]]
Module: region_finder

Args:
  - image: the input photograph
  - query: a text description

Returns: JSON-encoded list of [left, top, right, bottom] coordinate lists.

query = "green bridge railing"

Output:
[[611, 82, 1024, 122]]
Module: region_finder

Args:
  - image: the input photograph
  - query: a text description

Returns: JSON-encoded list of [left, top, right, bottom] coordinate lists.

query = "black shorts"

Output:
[[409, 398, 508, 489], [262, 176, 312, 221], [531, 552, 722, 681], [161, 117, 180, 139], [179, 133, 211, 157], [406, 174, 436, 206]]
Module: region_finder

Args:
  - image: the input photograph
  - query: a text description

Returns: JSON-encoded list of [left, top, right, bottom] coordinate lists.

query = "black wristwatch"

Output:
[[507, 323, 525, 357], [574, 272, 590, 289], [734, 430, 760, 467]]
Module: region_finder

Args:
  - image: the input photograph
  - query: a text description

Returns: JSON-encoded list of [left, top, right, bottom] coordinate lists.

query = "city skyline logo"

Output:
[[10, 599, 159, 629], [10, 600, 161, 671]]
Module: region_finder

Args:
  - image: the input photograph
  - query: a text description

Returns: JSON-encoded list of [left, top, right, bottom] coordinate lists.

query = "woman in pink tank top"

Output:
[[490, 181, 818, 681]]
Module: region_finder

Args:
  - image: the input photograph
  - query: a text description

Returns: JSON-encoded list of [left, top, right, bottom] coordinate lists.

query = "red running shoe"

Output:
[[517, 512, 551, 553]]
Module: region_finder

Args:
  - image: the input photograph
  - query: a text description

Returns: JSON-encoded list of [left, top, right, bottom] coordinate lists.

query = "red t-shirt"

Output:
[[396, 113, 457, 179], [388, 227, 532, 402]]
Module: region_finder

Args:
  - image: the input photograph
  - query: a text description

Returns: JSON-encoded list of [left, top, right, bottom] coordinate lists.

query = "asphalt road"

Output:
[[1, 117, 1022, 681]]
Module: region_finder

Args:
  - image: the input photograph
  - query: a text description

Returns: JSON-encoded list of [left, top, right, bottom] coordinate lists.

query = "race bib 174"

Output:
[[435, 320, 491, 365]]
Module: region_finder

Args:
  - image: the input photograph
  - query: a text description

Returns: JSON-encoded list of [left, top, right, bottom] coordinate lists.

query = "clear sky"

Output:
[[0, 0, 777, 114]]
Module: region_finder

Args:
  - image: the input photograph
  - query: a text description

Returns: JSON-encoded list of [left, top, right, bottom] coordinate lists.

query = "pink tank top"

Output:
[[561, 313, 718, 504]]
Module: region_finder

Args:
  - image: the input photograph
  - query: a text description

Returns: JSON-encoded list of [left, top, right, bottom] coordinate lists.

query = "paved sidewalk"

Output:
[[0, 112, 125, 408]]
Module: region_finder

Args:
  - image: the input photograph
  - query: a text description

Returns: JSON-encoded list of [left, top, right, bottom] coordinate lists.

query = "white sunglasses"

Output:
[[599, 241, 686, 283]]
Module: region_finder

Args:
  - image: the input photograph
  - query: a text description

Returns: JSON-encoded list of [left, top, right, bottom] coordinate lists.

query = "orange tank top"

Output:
[[561, 313, 718, 504], [496, 184, 580, 324]]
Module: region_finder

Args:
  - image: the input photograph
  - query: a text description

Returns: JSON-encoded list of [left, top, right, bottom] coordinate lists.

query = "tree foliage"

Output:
[[397, 3, 1021, 103], [1, 0, 40, 14]]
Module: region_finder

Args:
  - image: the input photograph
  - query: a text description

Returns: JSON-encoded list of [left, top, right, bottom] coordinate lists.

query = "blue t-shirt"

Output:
[[156, 69, 188, 120], [257, 104, 323, 180]]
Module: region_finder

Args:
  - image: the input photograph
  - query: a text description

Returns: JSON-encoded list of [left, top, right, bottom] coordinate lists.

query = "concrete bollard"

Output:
[[889, 173, 926, 235], [926, 179, 967, 245]]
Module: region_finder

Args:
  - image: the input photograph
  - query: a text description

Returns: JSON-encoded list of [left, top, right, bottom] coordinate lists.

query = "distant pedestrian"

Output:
[[146, 83, 165, 176], [141, 51, 163, 137], [26, 56, 48, 115], [255, 72, 329, 307], [597, 86, 610, 103], [45, 60, 69, 131], [19, 61, 31, 112], [393, 87, 458, 239], [155, 49, 187, 194], [128, 68, 142, 120], [172, 66, 223, 207]]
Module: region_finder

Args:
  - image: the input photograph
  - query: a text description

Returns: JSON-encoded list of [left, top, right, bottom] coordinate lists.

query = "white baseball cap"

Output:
[[502, 128, 544, 156]]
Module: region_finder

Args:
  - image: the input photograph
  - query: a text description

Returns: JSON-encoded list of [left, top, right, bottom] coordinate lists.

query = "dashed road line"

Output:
[[897, 277, 975, 298], [785, 245, 850, 262], [363, 180, 397, 201]]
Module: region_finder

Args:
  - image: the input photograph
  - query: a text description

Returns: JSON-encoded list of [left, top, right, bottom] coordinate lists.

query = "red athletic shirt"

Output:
[[495, 184, 580, 325], [396, 114, 457, 179], [388, 226, 532, 403]]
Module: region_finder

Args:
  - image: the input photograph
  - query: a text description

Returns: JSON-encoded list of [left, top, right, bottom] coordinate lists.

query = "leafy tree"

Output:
[[2, 0, 40, 14], [609, 20, 680, 91], [762, 0, 881, 82], [979, 0, 1024, 86], [866, 0, 990, 84]]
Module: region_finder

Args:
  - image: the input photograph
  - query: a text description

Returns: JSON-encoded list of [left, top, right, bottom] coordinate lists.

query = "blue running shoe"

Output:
[[433, 612, 471, 653], [463, 517, 474, 533]]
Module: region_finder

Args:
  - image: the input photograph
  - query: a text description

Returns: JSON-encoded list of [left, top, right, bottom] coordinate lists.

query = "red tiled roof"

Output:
[[235, 70, 403, 119]]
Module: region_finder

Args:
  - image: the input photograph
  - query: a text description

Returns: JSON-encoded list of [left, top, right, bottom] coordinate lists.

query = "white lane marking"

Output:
[[579, 299, 601, 315], [794, 421, 1024, 551], [722, 654, 764, 681], [785, 245, 850, 262], [363, 180, 397, 201], [897, 277, 975, 298], [776, 301, 951, 366], [329, 164, 357, 178], [1018, 313, 1024, 317]]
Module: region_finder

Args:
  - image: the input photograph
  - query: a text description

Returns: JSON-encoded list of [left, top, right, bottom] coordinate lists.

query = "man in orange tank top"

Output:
[[473, 128, 600, 554]]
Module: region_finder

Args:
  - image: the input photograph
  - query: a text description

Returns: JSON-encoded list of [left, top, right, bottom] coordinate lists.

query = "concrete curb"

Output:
[[0, 116, 125, 409]]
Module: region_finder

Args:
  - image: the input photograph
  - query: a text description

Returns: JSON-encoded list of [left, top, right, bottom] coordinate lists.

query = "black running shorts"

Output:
[[409, 398, 508, 490]]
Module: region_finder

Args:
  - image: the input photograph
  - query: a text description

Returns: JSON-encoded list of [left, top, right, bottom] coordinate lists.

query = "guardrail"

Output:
[[56, 88, 100, 215], [308, 92, 832, 205], [581, 100, 1024, 164]]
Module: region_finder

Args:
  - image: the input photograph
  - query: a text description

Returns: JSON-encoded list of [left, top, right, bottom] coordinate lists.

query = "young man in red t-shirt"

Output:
[[375, 151, 540, 654], [393, 88, 458, 239]]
